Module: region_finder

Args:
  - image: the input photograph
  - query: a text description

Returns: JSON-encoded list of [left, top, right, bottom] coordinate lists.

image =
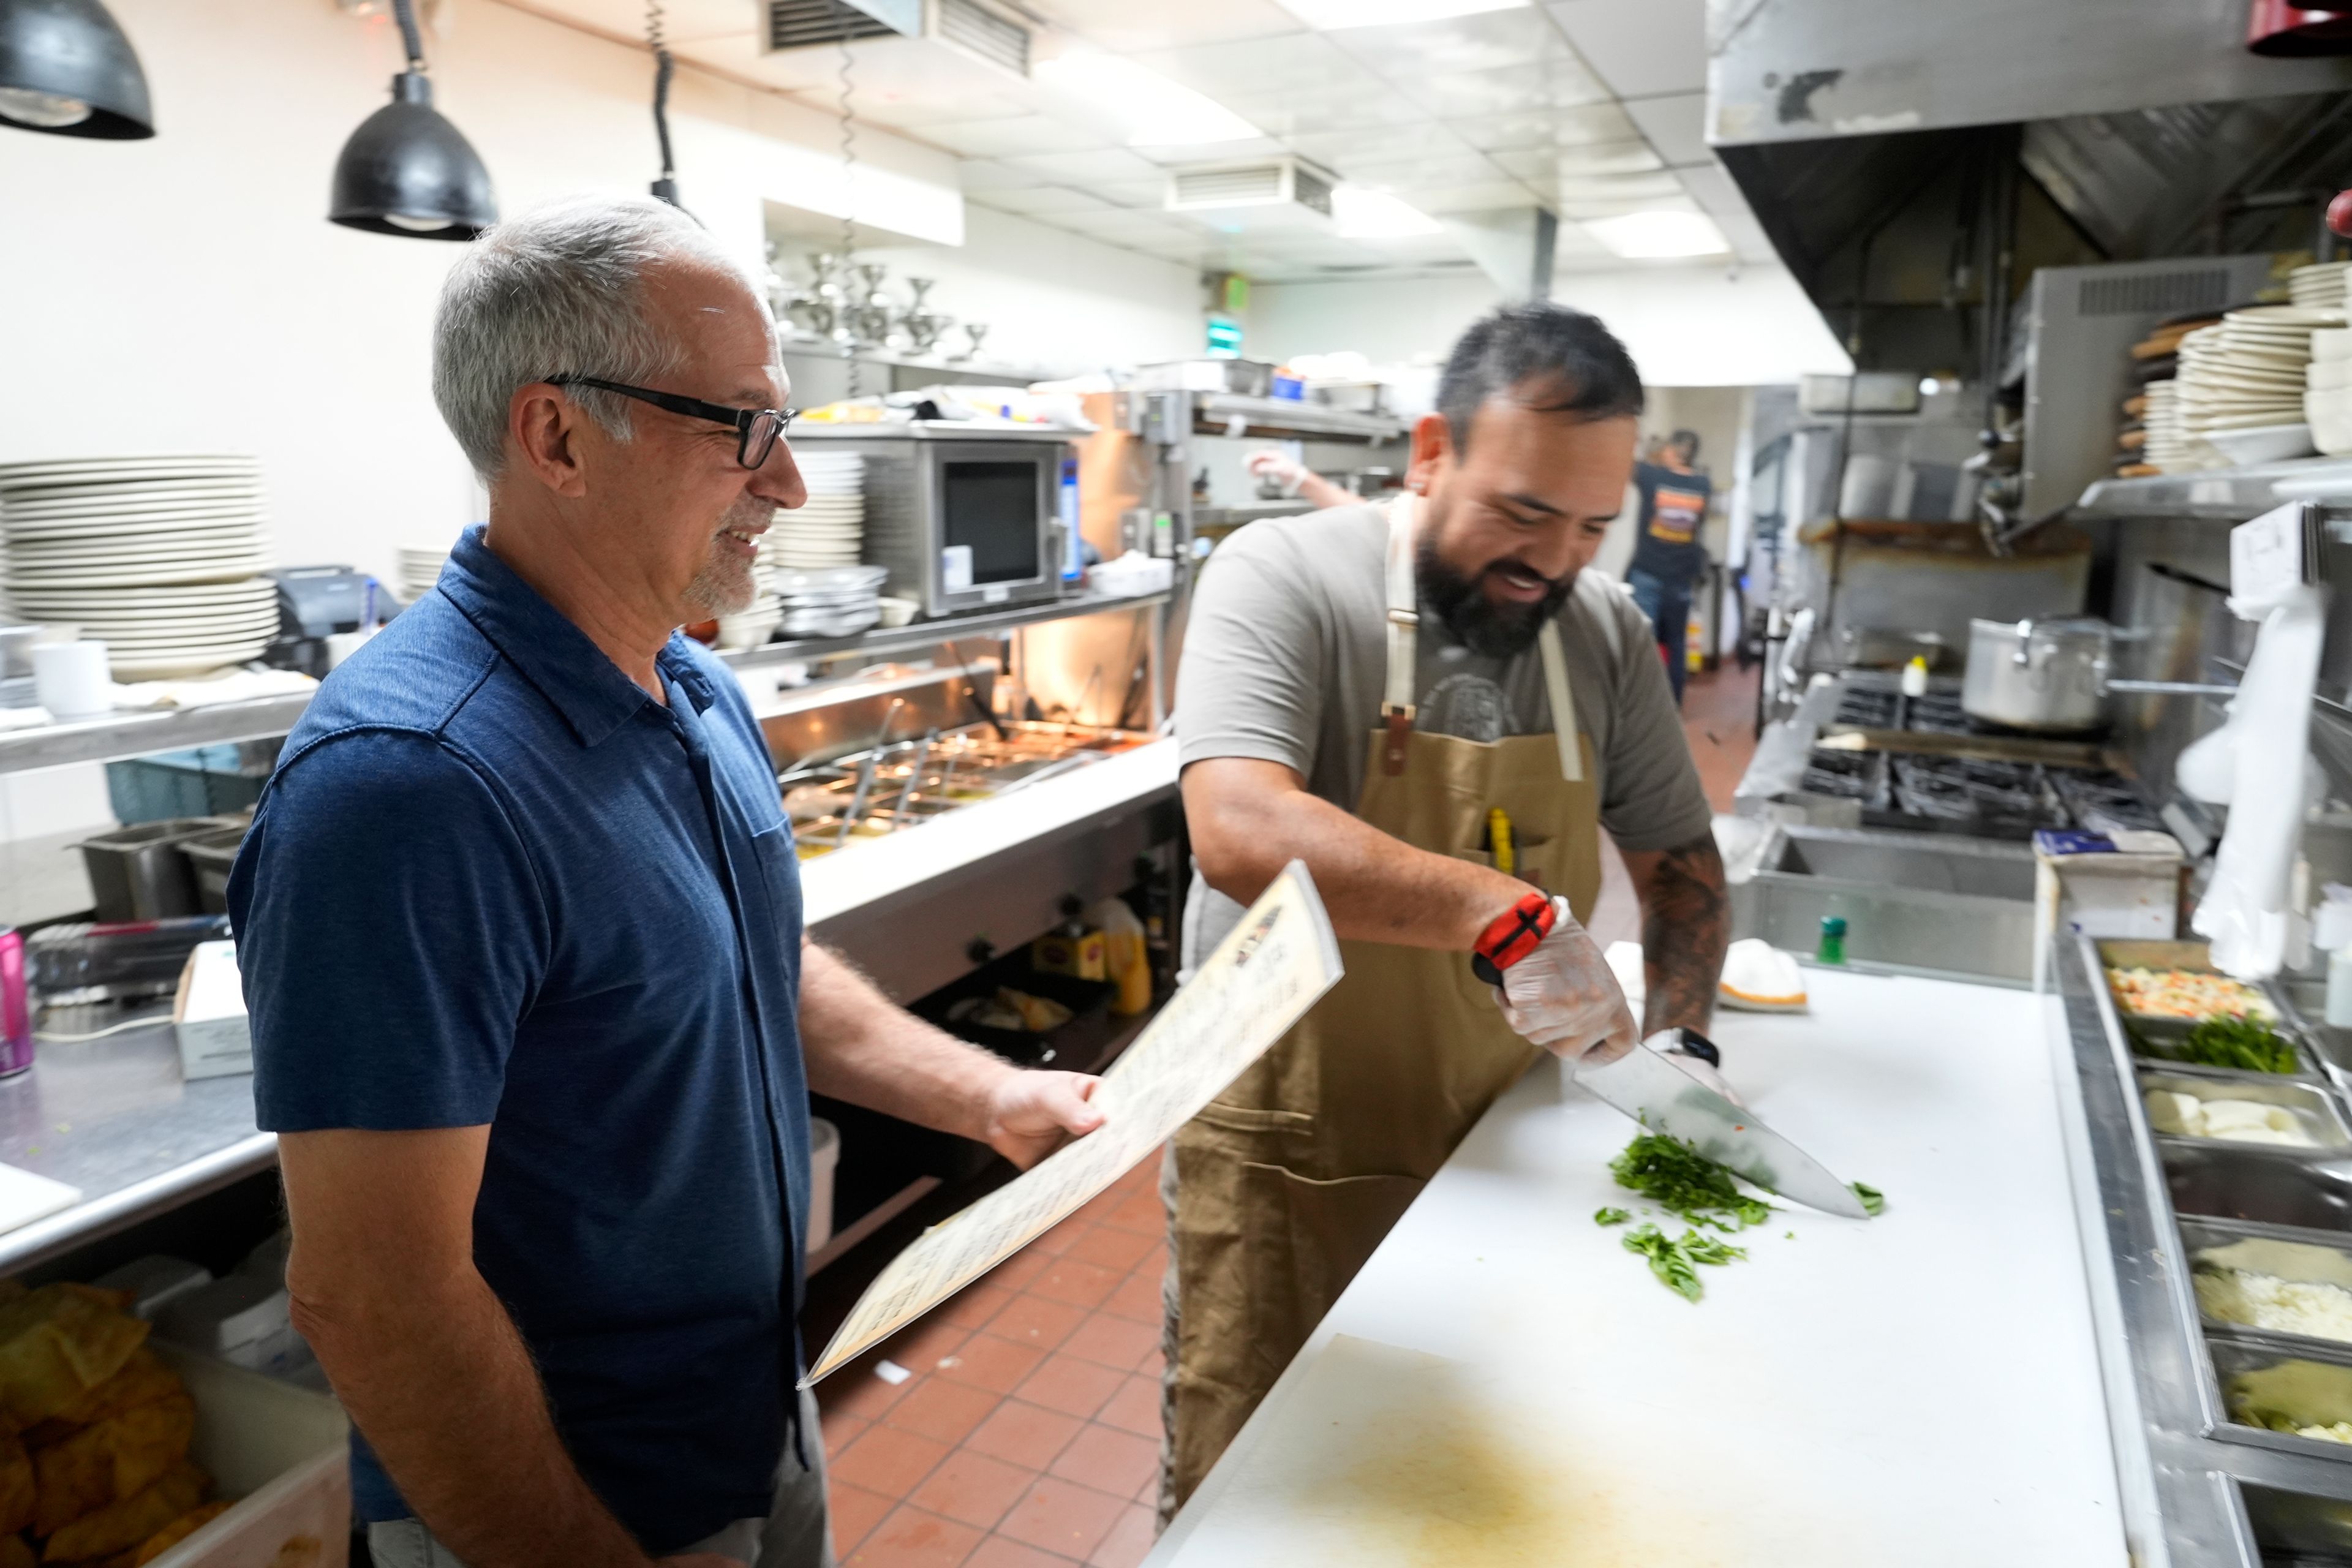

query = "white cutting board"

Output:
[[0, 1162, 82, 1237], [1151, 967, 2127, 1567]]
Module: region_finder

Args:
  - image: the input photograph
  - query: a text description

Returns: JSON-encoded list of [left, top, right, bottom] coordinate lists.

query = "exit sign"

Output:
[[1206, 315, 1243, 358]]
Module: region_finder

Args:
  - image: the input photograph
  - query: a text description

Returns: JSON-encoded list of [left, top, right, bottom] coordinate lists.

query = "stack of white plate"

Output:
[[773, 564, 885, 639], [2309, 328, 2352, 455], [766, 453, 864, 573], [2175, 307, 2345, 458], [395, 542, 451, 603], [2291, 262, 2351, 312], [0, 455, 279, 677], [2140, 380, 2222, 474]]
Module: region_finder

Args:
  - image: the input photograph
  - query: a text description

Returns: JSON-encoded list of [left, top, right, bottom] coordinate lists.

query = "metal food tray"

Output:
[[2165, 1142, 2352, 1235], [2182, 1216, 2352, 1355], [2101, 938, 2287, 1026], [2208, 1331, 2352, 1463], [2142, 1069, 2352, 1152]]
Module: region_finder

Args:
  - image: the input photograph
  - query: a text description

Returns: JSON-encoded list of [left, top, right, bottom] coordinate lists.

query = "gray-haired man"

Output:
[[229, 195, 1107, 1568]]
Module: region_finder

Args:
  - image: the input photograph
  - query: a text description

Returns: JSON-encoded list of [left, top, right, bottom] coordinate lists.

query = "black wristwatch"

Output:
[[1648, 1026, 1722, 1069]]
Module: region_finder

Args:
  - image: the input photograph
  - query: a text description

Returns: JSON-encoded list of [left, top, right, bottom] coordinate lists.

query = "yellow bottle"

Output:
[[1091, 897, 1154, 1016]]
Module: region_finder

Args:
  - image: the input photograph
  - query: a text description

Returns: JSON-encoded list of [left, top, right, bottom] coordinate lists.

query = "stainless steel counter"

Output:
[[0, 1007, 271, 1276], [2052, 932, 2352, 1565]]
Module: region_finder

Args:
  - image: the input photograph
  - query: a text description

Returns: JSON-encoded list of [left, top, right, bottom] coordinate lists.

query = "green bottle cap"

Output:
[[1821, 916, 1848, 937]]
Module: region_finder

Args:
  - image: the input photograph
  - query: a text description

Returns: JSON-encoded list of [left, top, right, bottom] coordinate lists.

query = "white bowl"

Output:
[[2313, 328, 2352, 364], [2205, 421, 2316, 466], [876, 596, 918, 628]]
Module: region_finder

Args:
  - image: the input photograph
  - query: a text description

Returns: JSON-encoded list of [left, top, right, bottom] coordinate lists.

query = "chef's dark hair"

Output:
[[1438, 303, 1644, 450]]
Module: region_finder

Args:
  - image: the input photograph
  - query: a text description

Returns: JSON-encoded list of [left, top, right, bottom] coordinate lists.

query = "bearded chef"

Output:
[[1159, 303, 1731, 1515]]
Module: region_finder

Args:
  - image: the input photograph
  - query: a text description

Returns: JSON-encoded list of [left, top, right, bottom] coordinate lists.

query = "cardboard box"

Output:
[[172, 941, 250, 1080], [2033, 829, 2184, 989]]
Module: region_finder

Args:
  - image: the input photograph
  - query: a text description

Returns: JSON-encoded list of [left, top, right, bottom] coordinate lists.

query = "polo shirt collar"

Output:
[[438, 526, 717, 747]]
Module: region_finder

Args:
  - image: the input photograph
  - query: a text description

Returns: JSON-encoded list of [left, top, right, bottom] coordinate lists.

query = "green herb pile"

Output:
[[1596, 1131, 1886, 1300], [1621, 1224, 1746, 1302], [2158, 1016, 2300, 1075], [1607, 1131, 1771, 1232]]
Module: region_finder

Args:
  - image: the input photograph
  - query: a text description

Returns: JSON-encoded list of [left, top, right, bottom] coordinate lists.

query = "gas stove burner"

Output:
[[1834, 688, 1903, 729], [1905, 693, 1975, 734], [1801, 750, 1881, 803], [1888, 755, 2048, 824]]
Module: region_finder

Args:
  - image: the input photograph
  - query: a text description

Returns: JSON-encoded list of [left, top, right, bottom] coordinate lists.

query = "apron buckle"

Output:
[[1381, 706, 1413, 775]]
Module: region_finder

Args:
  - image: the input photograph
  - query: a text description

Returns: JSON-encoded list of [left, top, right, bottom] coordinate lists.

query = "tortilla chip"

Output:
[[127, 1501, 228, 1566], [39, 1462, 203, 1562], [21, 1355, 181, 1449], [31, 1394, 194, 1536], [268, 1537, 322, 1568], [0, 1292, 148, 1431], [0, 1534, 29, 1568], [0, 1434, 30, 1538]]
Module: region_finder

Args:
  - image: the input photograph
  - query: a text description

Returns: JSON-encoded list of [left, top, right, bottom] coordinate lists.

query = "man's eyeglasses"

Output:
[[548, 375, 797, 470]]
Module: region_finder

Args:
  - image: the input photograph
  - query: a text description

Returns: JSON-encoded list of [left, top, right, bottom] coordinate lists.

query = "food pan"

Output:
[[2100, 938, 2283, 1023], [2165, 1141, 2352, 1234], [2127, 1015, 2320, 1080], [2207, 1330, 2352, 1461], [2140, 1068, 2352, 1151], [2182, 1215, 2352, 1352]]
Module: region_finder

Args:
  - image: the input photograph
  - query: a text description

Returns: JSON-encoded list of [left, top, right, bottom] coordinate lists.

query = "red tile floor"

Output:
[[816, 1156, 1168, 1568], [812, 662, 1760, 1567]]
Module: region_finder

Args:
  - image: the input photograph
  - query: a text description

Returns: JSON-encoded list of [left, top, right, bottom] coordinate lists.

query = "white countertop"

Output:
[[1148, 965, 2125, 1566], [797, 737, 1178, 930]]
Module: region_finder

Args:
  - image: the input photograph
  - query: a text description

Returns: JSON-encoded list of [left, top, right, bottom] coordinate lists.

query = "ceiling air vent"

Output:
[[2076, 268, 2236, 318], [1169, 159, 1335, 221], [937, 0, 1028, 75], [765, 0, 911, 51]]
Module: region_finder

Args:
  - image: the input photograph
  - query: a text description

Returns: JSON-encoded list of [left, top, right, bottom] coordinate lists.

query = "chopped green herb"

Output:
[[1784, 1230, 1796, 1240], [1608, 1132, 1770, 1232], [1593, 1207, 1630, 1226], [1850, 1180, 1886, 1217], [2148, 1015, 2300, 1075], [1621, 1223, 1746, 1301]]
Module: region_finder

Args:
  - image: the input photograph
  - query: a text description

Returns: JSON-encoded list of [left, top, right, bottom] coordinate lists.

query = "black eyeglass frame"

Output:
[[547, 374, 797, 469]]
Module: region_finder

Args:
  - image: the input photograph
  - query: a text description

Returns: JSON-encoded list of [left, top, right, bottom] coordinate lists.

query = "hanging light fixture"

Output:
[[646, 1, 686, 211], [0, 0, 154, 139], [329, 0, 495, 239]]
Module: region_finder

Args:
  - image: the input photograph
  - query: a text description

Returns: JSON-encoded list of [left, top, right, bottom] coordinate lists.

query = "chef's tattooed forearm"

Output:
[[1639, 830, 1729, 1036]]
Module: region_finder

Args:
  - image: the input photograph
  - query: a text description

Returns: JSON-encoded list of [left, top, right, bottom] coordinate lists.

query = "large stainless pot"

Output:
[[1963, 617, 2111, 732]]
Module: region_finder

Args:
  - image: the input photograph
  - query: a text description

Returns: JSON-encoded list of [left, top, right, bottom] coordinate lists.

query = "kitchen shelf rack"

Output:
[[775, 336, 1066, 386], [0, 591, 1170, 780], [1190, 392, 1406, 444], [2078, 455, 2352, 519]]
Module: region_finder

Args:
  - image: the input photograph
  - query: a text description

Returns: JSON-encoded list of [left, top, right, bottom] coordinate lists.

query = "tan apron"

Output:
[[1160, 494, 1604, 1513]]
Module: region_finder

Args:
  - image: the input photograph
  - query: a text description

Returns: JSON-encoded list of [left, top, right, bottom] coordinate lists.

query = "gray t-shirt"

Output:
[[1176, 502, 1713, 962]]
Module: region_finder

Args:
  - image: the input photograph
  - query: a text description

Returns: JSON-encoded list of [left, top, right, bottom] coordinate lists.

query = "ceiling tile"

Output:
[[1414, 179, 1553, 214], [915, 116, 1114, 159], [968, 186, 1123, 216], [1007, 147, 1166, 183], [957, 159, 1052, 193], [1559, 189, 1700, 222], [1283, 122, 1477, 172], [1130, 32, 1387, 104], [1129, 135, 1292, 167], [1325, 5, 1573, 78], [1343, 153, 1515, 195], [1673, 162, 1754, 221], [1085, 177, 1179, 208], [1556, 171, 1688, 205], [1019, 0, 1305, 51], [1214, 87, 1438, 138], [1542, 0, 1706, 98], [1391, 62, 1610, 121], [1047, 209, 1201, 244], [1625, 92, 1708, 166], [1441, 102, 1640, 151], [1713, 209, 1781, 265], [1491, 138, 1661, 183]]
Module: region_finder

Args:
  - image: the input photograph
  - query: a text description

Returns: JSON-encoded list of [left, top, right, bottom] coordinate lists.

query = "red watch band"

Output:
[[1473, 892, 1556, 974]]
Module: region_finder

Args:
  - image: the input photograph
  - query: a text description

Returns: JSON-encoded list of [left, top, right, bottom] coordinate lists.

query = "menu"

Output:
[[803, 860, 1343, 1385]]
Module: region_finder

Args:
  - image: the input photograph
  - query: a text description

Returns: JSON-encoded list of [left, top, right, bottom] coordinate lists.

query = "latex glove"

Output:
[[1494, 897, 1640, 1066], [1246, 450, 1311, 495]]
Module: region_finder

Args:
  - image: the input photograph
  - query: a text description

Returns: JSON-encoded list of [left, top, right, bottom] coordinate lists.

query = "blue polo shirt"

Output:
[[228, 527, 810, 1555]]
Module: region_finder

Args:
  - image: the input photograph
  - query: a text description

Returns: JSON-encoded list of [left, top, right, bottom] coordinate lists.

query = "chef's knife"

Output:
[[1575, 1045, 1872, 1219]]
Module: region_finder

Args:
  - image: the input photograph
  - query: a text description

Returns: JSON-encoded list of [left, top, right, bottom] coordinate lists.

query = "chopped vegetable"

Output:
[[1850, 1181, 1886, 1216], [2154, 1015, 2301, 1075], [1593, 1207, 1630, 1226], [1621, 1224, 1744, 1302], [2107, 965, 2275, 1022], [1608, 1132, 1770, 1233]]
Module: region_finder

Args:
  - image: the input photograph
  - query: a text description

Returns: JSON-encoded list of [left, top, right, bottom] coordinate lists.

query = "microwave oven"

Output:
[[788, 424, 1073, 619]]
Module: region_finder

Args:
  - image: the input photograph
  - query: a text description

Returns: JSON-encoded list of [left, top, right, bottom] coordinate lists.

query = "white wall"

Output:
[[0, 0, 1198, 584], [1246, 262, 1852, 388]]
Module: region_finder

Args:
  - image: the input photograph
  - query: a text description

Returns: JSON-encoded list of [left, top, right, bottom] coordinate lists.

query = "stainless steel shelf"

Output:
[[722, 590, 1170, 671], [2078, 456, 2352, 519], [0, 594, 1171, 778], [1191, 393, 1406, 444], [775, 337, 1066, 385], [0, 693, 314, 779]]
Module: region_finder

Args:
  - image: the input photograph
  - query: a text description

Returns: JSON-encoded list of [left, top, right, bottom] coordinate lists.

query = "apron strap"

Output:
[[1539, 622, 1585, 783], [1381, 494, 1418, 777]]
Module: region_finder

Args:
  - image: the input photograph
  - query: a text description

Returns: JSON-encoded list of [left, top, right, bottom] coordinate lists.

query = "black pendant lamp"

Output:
[[330, 0, 495, 240], [0, 0, 154, 139]]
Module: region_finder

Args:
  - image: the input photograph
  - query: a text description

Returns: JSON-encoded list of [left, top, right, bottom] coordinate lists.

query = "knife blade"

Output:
[[1575, 1046, 1872, 1219]]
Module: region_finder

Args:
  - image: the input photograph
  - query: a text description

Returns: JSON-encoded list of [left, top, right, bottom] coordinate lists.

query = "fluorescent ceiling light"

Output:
[[1333, 184, 1442, 239], [1583, 209, 1728, 259], [1035, 48, 1262, 147], [1276, 0, 1526, 26]]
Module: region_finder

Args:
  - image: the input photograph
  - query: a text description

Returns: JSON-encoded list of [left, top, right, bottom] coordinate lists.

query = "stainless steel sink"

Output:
[[1727, 822, 2038, 985]]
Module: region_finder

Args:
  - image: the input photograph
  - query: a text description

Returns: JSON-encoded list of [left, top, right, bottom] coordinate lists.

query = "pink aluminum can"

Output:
[[0, 929, 31, 1079]]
